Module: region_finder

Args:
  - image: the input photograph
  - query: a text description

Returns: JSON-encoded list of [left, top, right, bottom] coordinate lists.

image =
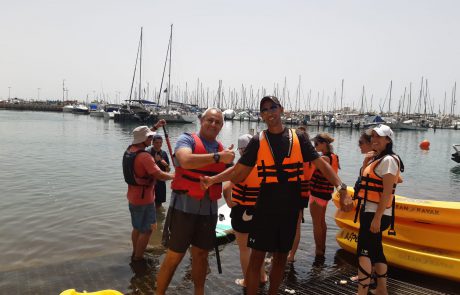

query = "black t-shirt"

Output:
[[238, 128, 320, 167]]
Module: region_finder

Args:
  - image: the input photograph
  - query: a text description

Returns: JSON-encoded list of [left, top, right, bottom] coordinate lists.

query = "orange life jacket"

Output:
[[310, 153, 339, 195], [356, 155, 400, 209], [231, 165, 260, 206], [301, 161, 315, 198], [256, 129, 304, 185], [170, 133, 227, 201]]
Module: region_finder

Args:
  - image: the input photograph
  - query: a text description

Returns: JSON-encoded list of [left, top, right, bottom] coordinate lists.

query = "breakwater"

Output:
[[0, 101, 63, 112]]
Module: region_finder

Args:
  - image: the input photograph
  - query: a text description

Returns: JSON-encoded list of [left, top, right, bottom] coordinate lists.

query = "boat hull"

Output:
[[333, 190, 460, 281]]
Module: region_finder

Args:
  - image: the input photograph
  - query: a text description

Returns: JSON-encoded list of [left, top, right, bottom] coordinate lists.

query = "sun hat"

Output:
[[238, 134, 253, 149], [366, 124, 394, 142], [260, 96, 282, 110], [132, 126, 156, 144]]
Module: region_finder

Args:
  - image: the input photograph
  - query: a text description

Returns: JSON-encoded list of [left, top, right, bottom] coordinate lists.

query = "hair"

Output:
[[314, 132, 334, 153], [201, 107, 223, 121], [153, 134, 163, 141], [375, 141, 405, 172], [360, 130, 372, 144], [296, 125, 310, 140]]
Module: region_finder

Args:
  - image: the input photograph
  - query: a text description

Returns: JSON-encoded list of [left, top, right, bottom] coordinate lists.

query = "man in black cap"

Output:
[[231, 96, 353, 295]]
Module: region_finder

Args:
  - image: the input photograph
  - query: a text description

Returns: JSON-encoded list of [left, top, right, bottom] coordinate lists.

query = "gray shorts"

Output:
[[162, 207, 217, 253]]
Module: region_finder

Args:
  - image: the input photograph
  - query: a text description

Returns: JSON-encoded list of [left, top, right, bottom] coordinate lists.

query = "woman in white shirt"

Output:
[[354, 125, 403, 295]]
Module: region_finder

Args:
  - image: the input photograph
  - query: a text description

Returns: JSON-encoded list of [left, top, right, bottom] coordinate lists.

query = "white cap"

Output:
[[366, 124, 394, 141], [132, 126, 156, 144], [238, 134, 253, 149]]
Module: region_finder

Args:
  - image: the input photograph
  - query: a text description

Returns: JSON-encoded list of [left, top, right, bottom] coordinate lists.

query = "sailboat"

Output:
[[156, 24, 197, 124], [115, 27, 156, 124]]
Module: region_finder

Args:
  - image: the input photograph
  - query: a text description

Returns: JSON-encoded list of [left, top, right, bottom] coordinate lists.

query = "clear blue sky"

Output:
[[1, 0, 459, 113]]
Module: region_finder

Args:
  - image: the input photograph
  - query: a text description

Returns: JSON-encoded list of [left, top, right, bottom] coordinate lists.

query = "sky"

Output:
[[1, 0, 459, 113]]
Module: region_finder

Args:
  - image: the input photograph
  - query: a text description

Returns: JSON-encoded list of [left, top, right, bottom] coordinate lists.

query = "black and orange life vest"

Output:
[[310, 153, 339, 195], [170, 133, 227, 201], [301, 161, 315, 198], [353, 154, 402, 235], [231, 165, 260, 206], [356, 155, 400, 209], [256, 129, 304, 185]]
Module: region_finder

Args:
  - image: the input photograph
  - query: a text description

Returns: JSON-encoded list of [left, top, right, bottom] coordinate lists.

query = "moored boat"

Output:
[[333, 190, 460, 282]]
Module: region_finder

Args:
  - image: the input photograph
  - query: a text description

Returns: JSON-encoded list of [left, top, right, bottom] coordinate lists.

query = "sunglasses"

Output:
[[260, 104, 279, 115]]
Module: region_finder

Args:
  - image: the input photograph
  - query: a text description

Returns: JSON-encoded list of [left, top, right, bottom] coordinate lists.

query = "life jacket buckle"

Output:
[[387, 229, 396, 236]]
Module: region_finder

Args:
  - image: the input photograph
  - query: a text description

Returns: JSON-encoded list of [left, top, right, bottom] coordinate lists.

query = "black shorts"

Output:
[[230, 205, 255, 233], [162, 207, 217, 253], [357, 211, 391, 264], [247, 210, 298, 253]]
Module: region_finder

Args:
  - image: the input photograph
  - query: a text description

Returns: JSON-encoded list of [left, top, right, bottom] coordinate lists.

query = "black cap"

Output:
[[260, 96, 282, 110]]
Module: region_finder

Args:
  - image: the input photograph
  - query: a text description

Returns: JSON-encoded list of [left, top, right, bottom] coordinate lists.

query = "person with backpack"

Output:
[[122, 122, 174, 264]]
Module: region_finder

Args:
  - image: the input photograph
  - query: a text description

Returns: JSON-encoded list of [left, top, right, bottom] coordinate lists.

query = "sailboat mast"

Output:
[[167, 24, 173, 107], [388, 80, 392, 114], [340, 79, 344, 111], [139, 27, 143, 100]]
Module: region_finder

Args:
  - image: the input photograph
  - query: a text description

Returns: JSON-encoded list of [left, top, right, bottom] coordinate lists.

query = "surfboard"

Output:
[[215, 203, 235, 245]]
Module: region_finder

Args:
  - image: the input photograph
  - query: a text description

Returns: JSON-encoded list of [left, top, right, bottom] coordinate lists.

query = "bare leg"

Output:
[[268, 252, 288, 295], [357, 256, 372, 295], [191, 246, 209, 295], [287, 210, 302, 262], [309, 202, 327, 256], [373, 262, 388, 295], [235, 231, 250, 285], [155, 249, 186, 295], [131, 229, 139, 257], [246, 249, 266, 295]]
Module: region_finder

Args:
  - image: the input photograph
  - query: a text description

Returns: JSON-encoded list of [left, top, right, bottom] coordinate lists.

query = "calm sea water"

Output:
[[1, 110, 459, 288]]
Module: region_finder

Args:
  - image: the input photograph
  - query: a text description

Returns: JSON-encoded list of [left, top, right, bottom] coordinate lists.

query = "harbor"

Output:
[[0, 110, 459, 294]]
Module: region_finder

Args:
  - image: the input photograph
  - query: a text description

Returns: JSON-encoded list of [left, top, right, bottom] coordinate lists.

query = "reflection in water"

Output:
[[450, 165, 460, 182]]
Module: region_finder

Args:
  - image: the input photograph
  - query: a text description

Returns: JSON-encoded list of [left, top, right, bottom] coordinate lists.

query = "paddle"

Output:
[[162, 125, 175, 168]]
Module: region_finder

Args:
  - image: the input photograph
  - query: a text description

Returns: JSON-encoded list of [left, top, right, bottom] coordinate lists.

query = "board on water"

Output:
[[215, 203, 235, 245]]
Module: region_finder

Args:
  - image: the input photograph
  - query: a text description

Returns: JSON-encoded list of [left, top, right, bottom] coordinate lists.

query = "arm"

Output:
[[200, 166, 235, 190], [370, 173, 397, 233], [222, 181, 237, 208], [175, 145, 235, 170], [152, 169, 174, 181], [230, 163, 253, 184], [313, 157, 353, 211]]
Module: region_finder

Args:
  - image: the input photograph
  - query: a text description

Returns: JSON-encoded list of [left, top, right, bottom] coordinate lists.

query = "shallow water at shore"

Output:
[[1, 110, 459, 293]]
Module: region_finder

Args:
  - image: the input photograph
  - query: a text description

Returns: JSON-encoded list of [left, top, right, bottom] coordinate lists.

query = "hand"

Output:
[[200, 175, 214, 190], [154, 119, 167, 129], [160, 160, 168, 167], [339, 190, 353, 212], [154, 154, 162, 162], [225, 198, 237, 208], [219, 144, 235, 164], [370, 216, 381, 233]]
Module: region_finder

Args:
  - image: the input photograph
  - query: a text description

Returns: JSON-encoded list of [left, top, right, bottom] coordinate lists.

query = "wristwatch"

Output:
[[213, 152, 220, 163], [336, 182, 347, 192]]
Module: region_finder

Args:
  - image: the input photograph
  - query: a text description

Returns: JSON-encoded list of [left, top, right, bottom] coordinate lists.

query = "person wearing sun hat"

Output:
[[122, 121, 174, 265], [354, 124, 404, 295]]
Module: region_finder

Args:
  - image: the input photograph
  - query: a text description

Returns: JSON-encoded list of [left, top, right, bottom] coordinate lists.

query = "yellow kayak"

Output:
[[336, 227, 460, 282], [60, 289, 123, 295], [335, 206, 460, 252], [333, 190, 460, 282], [333, 188, 460, 226]]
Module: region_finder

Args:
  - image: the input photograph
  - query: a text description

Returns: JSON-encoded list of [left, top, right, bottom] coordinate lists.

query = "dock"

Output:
[[0, 242, 456, 295]]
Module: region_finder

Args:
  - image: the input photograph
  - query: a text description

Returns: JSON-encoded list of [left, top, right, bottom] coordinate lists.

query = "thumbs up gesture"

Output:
[[219, 144, 235, 164]]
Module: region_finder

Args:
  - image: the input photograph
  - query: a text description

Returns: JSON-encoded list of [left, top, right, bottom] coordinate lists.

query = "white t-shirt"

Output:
[[364, 155, 399, 215]]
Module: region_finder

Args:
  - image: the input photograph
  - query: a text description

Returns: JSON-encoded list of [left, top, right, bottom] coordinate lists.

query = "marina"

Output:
[[0, 110, 459, 294]]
